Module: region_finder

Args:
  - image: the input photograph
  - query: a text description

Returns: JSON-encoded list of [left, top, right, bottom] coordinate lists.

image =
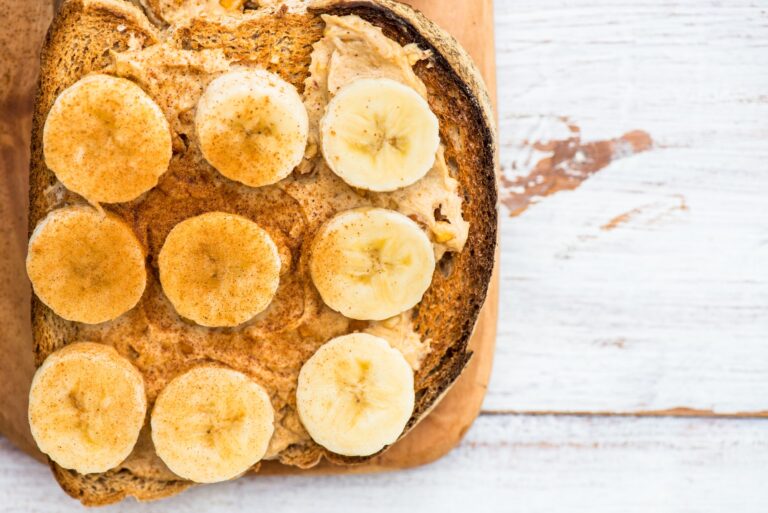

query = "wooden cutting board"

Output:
[[0, 0, 498, 473]]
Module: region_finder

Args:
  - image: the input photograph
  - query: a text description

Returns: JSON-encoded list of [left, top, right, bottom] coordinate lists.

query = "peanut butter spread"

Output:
[[301, 15, 469, 256], [43, 11, 468, 477]]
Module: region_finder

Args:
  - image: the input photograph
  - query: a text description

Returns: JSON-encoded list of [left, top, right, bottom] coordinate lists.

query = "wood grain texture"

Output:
[[0, 0, 53, 457], [1, 415, 767, 512], [489, 0, 768, 415]]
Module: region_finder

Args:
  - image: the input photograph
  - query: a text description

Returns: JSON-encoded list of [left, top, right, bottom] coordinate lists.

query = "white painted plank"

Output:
[[1, 415, 767, 512], [488, 0, 768, 414]]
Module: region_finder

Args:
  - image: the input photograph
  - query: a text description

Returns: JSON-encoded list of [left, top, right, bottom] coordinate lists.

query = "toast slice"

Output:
[[30, 0, 497, 504]]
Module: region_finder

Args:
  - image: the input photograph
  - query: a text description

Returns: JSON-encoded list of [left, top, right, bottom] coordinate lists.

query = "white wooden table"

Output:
[[1, 0, 767, 511]]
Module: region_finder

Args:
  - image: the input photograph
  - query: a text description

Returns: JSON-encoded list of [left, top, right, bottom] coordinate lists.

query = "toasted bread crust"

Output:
[[51, 462, 192, 505], [30, 0, 497, 504]]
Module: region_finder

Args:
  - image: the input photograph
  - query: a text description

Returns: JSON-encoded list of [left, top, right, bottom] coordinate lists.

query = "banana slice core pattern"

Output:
[[320, 78, 440, 192], [158, 212, 281, 327], [151, 365, 275, 483], [297, 333, 415, 457], [309, 207, 436, 321], [43, 74, 172, 204], [28, 342, 147, 474], [26, 206, 147, 324], [196, 69, 309, 187]]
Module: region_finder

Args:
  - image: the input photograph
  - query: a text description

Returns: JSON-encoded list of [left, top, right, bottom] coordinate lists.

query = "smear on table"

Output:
[[499, 116, 652, 217], [601, 195, 688, 231]]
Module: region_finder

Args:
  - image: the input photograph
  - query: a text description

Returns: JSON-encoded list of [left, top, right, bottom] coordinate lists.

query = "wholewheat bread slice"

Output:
[[30, 0, 497, 504]]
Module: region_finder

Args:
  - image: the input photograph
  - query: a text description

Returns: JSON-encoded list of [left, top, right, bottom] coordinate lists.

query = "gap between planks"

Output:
[[480, 409, 768, 420]]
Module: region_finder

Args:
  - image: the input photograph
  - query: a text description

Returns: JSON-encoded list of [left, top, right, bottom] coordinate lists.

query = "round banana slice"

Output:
[[297, 333, 415, 457], [196, 69, 309, 187], [158, 212, 281, 327], [320, 78, 440, 192], [43, 74, 172, 204], [309, 207, 436, 321], [28, 342, 147, 474], [26, 206, 147, 324], [151, 365, 275, 483]]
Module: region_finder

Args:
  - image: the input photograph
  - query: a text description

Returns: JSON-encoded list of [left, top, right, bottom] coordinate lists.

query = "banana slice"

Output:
[[28, 342, 147, 474], [309, 207, 435, 321], [158, 212, 281, 327], [297, 333, 415, 457], [151, 365, 275, 483], [196, 69, 309, 187], [26, 206, 147, 324], [320, 78, 440, 192], [43, 74, 172, 204]]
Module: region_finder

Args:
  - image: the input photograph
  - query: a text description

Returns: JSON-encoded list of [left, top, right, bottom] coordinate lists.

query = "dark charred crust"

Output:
[[309, 0, 496, 468]]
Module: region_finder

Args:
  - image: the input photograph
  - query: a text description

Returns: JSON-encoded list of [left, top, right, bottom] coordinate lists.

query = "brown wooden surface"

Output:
[[0, 0, 53, 460], [0, 0, 498, 473]]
